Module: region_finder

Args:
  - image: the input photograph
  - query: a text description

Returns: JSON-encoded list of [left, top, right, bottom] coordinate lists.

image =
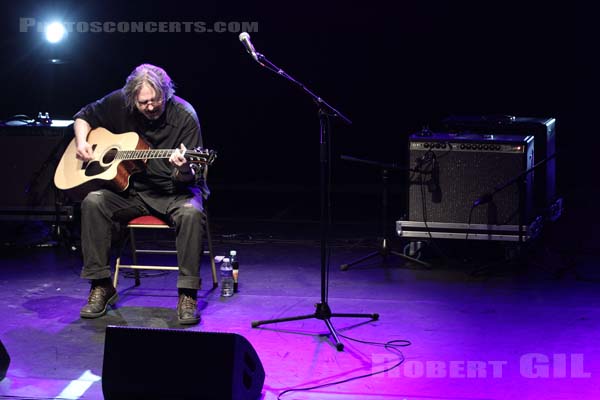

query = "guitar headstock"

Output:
[[187, 148, 217, 166]]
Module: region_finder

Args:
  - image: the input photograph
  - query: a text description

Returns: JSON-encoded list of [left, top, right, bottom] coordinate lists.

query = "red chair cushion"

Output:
[[127, 215, 169, 226]]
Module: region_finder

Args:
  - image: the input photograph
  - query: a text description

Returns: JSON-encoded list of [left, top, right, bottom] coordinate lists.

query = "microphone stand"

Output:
[[338, 155, 431, 270], [249, 51, 379, 351], [25, 128, 73, 247], [471, 152, 558, 243]]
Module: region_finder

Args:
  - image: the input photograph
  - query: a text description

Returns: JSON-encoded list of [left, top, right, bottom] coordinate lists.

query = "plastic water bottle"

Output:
[[229, 250, 239, 293], [220, 257, 234, 297]]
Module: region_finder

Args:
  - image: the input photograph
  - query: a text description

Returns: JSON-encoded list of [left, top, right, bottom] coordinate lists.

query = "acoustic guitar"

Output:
[[54, 127, 216, 199]]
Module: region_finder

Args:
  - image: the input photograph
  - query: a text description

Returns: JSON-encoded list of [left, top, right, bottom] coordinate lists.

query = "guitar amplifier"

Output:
[[398, 132, 539, 241], [0, 120, 74, 221], [443, 115, 557, 215]]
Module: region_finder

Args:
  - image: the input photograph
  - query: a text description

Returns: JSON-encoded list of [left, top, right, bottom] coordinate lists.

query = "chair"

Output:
[[113, 166, 218, 291]]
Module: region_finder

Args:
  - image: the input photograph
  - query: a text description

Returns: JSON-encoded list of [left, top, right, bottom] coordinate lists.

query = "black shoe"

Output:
[[177, 294, 200, 325], [80, 283, 118, 319]]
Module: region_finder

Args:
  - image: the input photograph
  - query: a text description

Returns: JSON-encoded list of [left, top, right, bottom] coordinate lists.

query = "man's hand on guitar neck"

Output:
[[170, 143, 195, 181]]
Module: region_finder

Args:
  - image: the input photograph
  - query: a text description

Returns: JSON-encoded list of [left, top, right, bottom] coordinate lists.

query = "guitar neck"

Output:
[[117, 149, 177, 161]]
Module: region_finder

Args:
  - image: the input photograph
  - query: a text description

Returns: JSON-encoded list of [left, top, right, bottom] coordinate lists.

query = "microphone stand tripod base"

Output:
[[340, 238, 431, 271], [251, 302, 380, 351]]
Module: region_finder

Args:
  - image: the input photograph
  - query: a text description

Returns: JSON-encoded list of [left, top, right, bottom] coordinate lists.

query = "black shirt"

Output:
[[74, 89, 206, 213]]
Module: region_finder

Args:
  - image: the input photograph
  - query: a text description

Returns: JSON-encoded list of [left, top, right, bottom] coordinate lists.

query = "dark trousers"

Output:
[[80, 189, 205, 289]]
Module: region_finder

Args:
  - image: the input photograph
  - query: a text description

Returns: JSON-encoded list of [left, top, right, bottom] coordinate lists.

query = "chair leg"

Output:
[[113, 224, 131, 291], [205, 212, 218, 289], [129, 227, 141, 287], [113, 256, 121, 289]]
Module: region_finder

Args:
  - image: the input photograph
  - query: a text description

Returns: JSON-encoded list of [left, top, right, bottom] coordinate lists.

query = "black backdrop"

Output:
[[1, 1, 597, 247]]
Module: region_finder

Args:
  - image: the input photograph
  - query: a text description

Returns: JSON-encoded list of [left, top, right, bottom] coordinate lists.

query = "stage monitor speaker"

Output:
[[0, 339, 9, 381], [408, 132, 534, 225], [102, 325, 265, 400], [0, 121, 73, 220], [443, 115, 556, 213]]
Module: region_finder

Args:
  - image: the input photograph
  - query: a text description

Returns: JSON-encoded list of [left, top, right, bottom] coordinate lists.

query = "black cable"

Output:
[[277, 331, 411, 399], [418, 152, 434, 241], [465, 204, 475, 242], [413, 151, 449, 263]]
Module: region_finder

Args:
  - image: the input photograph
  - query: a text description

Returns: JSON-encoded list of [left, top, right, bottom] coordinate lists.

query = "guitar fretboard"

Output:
[[116, 149, 177, 160]]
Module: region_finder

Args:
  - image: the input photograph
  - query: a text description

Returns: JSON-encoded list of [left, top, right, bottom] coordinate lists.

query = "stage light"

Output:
[[45, 22, 66, 43]]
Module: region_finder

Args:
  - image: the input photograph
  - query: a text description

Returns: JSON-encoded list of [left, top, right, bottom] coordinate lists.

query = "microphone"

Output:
[[239, 32, 260, 63]]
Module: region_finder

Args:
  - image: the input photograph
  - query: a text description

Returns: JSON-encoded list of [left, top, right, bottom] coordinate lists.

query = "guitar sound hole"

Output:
[[102, 148, 118, 164], [85, 161, 108, 177]]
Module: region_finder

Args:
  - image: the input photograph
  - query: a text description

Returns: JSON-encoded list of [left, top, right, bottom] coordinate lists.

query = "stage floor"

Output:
[[0, 222, 598, 400]]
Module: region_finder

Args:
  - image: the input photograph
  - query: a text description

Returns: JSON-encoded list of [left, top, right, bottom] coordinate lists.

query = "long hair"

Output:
[[122, 64, 175, 111]]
